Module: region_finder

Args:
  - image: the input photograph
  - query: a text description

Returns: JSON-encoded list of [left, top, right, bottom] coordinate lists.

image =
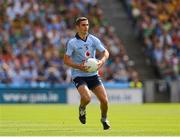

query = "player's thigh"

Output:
[[73, 77, 91, 100], [77, 84, 91, 100], [92, 85, 108, 103]]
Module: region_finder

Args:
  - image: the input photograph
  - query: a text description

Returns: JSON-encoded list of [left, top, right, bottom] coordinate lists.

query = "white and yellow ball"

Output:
[[85, 58, 98, 72]]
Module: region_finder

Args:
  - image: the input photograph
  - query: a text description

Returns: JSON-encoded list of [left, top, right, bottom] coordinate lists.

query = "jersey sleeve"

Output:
[[65, 40, 74, 56], [94, 37, 105, 52]]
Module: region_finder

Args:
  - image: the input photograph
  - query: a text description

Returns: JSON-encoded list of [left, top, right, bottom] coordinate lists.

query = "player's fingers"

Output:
[[83, 66, 90, 72], [97, 60, 102, 68], [82, 60, 86, 65], [79, 64, 89, 72]]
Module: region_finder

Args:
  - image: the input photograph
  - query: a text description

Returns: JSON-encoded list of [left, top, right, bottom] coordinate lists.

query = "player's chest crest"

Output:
[[76, 43, 93, 58]]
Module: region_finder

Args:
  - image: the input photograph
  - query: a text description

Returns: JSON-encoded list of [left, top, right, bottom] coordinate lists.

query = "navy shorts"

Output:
[[72, 75, 103, 90]]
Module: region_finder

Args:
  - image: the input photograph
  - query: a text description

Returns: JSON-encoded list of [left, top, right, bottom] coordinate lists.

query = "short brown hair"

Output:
[[75, 17, 88, 25]]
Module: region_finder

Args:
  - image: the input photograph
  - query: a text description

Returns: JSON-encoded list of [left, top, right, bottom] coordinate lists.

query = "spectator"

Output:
[[0, 0, 139, 86], [123, 0, 180, 80]]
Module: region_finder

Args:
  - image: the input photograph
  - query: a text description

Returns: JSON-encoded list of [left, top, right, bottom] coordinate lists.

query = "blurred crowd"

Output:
[[0, 0, 140, 86], [123, 0, 180, 81]]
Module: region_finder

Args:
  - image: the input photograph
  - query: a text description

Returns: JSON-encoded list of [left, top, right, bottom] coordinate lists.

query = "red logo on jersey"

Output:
[[85, 51, 90, 58]]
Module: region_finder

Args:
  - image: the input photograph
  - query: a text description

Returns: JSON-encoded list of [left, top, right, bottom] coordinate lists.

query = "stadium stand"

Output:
[[0, 0, 141, 86], [122, 0, 180, 81], [99, 0, 158, 81]]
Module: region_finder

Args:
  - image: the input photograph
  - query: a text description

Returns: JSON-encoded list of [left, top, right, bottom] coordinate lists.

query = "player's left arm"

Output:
[[97, 49, 109, 69], [93, 36, 109, 69]]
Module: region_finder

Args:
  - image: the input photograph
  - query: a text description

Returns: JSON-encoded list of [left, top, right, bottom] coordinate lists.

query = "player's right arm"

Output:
[[63, 55, 88, 72], [64, 55, 80, 69], [63, 40, 88, 72]]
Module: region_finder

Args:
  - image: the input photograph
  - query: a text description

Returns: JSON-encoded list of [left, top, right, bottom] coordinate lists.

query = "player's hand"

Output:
[[78, 61, 90, 72], [97, 60, 104, 70]]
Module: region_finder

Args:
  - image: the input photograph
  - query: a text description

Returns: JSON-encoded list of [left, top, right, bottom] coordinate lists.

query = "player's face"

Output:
[[77, 20, 89, 35]]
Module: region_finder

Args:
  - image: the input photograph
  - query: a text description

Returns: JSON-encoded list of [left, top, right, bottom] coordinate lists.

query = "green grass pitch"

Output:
[[0, 104, 180, 136]]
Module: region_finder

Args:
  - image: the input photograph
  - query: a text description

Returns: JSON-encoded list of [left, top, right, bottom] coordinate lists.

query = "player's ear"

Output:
[[76, 25, 81, 32], [75, 24, 79, 30], [75, 25, 78, 29]]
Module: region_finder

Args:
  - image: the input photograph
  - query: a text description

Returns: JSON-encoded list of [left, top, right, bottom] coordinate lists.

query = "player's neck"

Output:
[[78, 33, 88, 40]]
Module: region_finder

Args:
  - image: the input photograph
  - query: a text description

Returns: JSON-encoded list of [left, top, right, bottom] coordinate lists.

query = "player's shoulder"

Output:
[[67, 37, 76, 44], [88, 34, 102, 44], [66, 37, 77, 47], [88, 34, 98, 39], [88, 34, 100, 41]]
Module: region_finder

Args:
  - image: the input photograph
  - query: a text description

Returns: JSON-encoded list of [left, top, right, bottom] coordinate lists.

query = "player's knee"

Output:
[[85, 96, 91, 104], [82, 95, 91, 104], [84, 98, 91, 104], [101, 98, 108, 106]]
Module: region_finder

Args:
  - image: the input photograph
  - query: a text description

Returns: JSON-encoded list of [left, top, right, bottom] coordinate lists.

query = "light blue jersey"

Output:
[[65, 33, 105, 79]]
